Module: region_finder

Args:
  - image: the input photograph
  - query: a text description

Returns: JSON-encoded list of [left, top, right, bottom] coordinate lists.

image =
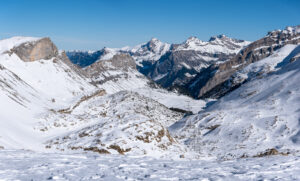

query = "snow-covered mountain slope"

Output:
[[0, 37, 97, 150], [0, 37, 205, 158], [128, 38, 171, 66], [189, 25, 300, 99], [231, 44, 300, 85], [0, 36, 41, 54], [82, 52, 206, 113], [171, 43, 300, 159], [173, 35, 250, 54]]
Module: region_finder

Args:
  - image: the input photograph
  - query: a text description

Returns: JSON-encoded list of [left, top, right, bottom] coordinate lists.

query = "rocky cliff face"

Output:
[[83, 53, 141, 86], [9, 38, 58, 62], [147, 35, 250, 93], [189, 25, 300, 99], [85, 54, 136, 75], [6, 37, 87, 78]]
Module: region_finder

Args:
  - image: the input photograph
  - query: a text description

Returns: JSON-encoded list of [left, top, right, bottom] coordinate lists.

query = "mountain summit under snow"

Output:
[[173, 34, 250, 54], [126, 37, 171, 66]]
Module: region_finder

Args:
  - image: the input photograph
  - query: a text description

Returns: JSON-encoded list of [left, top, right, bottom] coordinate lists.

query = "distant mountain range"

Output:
[[67, 26, 300, 99], [67, 34, 251, 96]]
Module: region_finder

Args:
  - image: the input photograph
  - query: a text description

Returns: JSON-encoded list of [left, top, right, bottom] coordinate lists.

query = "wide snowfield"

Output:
[[0, 150, 299, 180]]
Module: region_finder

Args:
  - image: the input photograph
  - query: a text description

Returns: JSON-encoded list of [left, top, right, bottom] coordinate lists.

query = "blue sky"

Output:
[[0, 0, 299, 50]]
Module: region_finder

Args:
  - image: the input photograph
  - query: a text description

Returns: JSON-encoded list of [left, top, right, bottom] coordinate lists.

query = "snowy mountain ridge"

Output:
[[188, 25, 300, 99], [173, 35, 250, 54], [67, 34, 250, 97]]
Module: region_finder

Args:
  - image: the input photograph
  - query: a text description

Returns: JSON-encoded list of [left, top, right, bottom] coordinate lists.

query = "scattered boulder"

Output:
[[254, 148, 290, 157]]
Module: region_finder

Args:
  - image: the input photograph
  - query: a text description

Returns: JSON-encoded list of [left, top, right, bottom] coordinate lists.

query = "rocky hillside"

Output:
[[171, 42, 300, 159], [189, 25, 300, 99], [78, 49, 206, 113], [148, 35, 249, 92], [44, 91, 191, 158]]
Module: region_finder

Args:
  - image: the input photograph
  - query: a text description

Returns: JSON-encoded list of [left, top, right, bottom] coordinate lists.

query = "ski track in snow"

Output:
[[0, 150, 299, 181]]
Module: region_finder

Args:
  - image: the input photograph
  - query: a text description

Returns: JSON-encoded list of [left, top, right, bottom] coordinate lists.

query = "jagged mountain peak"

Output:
[[174, 34, 250, 54], [209, 34, 249, 45], [140, 37, 169, 52], [267, 25, 300, 37], [128, 38, 171, 65], [184, 36, 204, 45], [149, 37, 160, 43], [209, 34, 229, 41], [186, 36, 199, 41]]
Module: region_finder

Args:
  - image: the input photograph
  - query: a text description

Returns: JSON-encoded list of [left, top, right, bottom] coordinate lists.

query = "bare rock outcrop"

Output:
[[85, 53, 136, 77], [10, 37, 58, 62]]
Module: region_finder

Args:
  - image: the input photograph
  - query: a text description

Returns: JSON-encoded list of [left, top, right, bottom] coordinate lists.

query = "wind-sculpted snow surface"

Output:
[[1, 150, 300, 180], [172, 44, 300, 159]]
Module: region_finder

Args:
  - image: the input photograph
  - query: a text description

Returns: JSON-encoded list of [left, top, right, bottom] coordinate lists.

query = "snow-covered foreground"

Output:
[[0, 150, 299, 180]]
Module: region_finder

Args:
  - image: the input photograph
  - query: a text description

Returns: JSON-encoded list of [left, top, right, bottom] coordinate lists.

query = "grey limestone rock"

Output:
[[10, 38, 58, 62]]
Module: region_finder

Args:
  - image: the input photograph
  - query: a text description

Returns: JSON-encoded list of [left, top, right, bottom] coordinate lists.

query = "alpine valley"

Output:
[[1, 25, 300, 180]]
